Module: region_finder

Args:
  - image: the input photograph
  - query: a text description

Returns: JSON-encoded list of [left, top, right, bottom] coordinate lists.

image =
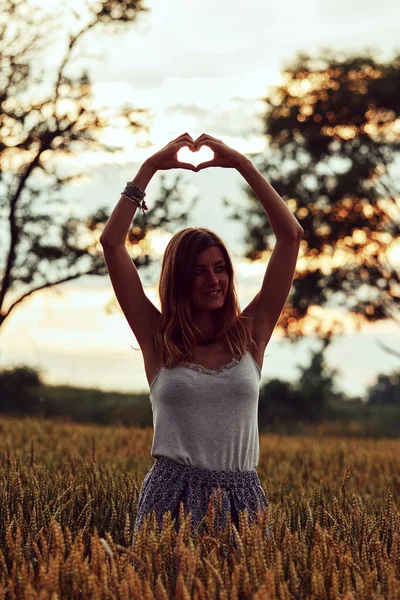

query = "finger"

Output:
[[181, 137, 196, 149], [195, 137, 221, 150], [194, 133, 220, 147], [195, 161, 215, 171], [180, 162, 197, 171], [175, 132, 195, 144], [169, 134, 195, 151], [196, 133, 219, 141], [194, 134, 208, 148], [175, 132, 192, 139], [172, 140, 195, 153]]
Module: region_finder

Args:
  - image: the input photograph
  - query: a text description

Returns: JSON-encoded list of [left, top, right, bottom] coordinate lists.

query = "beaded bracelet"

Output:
[[125, 181, 146, 200], [121, 182, 148, 216]]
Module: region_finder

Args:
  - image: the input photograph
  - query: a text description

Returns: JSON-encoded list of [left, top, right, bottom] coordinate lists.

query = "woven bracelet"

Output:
[[121, 194, 148, 216], [121, 182, 148, 216], [124, 181, 146, 200]]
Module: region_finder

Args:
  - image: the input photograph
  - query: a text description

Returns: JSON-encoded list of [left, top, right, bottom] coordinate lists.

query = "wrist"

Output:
[[130, 161, 157, 194], [234, 155, 253, 173], [142, 158, 158, 174]]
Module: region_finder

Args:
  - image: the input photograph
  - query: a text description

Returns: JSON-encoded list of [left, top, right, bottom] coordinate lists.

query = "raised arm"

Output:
[[100, 162, 155, 246], [192, 132, 304, 363], [100, 133, 197, 352]]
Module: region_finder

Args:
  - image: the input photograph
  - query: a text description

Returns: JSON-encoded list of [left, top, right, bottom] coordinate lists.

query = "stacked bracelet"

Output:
[[121, 181, 148, 216]]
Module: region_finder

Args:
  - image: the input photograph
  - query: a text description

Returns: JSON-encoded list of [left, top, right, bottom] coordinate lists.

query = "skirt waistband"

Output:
[[152, 456, 259, 489]]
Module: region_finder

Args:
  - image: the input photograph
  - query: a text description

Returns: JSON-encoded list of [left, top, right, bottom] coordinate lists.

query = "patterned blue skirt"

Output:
[[134, 456, 270, 542]]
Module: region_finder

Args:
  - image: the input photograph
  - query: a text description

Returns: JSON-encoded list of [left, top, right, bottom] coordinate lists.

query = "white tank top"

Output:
[[149, 350, 261, 472]]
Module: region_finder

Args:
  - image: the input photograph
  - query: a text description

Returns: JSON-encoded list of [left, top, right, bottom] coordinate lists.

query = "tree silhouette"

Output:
[[366, 371, 400, 404], [226, 49, 400, 353], [293, 337, 344, 419], [0, 0, 196, 328], [258, 340, 344, 426], [0, 365, 43, 415]]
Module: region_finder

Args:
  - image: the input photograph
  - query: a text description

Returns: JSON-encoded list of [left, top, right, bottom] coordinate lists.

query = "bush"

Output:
[[366, 370, 400, 405], [0, 365, 44, 415]]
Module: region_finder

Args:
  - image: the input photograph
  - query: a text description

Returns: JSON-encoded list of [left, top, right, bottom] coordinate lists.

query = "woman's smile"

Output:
[[191, 245, 229, 310]]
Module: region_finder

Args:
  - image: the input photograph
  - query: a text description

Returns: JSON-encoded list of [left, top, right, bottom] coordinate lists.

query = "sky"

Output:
[[1, 0, 400, 398]]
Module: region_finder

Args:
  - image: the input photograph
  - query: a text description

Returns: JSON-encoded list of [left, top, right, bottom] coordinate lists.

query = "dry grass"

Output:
[[0, 415, 399, 599]]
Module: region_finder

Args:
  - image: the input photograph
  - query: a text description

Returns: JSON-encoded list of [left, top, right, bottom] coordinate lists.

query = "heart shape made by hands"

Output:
[[177, 145, 214, 167]]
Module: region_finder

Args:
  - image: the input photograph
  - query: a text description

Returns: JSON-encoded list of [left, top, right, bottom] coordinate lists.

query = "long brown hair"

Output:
[[153, 227, 258, 368]]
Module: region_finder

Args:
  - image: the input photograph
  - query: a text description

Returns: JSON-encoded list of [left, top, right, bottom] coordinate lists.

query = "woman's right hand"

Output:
[[146, 133, 197, 172]]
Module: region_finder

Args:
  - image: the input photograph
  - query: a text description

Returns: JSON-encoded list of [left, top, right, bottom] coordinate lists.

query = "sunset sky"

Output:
[[1, 0, 399, 398]]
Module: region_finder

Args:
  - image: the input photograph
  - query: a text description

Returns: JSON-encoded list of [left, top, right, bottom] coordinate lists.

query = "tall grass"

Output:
[[0, 415, 399, 598]]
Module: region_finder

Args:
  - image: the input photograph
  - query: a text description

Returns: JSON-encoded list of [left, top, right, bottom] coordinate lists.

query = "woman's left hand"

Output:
[[193, 134, 246, 171]]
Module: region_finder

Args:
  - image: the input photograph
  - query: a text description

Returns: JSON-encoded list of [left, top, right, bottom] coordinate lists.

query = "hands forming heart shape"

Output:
[[177, 144, 214, 169], [147, 132, 245, 173]]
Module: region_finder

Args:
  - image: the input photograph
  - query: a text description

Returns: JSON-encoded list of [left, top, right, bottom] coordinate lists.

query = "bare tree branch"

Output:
[[375, 340, 400, 359], [1, 267, 104, 325]]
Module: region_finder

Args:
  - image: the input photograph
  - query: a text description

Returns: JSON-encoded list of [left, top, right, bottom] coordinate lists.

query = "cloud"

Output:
[[165, 97, 265, 138]]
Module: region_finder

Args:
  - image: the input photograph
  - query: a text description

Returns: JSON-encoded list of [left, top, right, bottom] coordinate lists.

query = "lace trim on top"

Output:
[[179, 354, 242, 375]]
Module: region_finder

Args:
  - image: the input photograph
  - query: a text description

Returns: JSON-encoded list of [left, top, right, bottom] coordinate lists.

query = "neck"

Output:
[[195, 324, 216, 342]]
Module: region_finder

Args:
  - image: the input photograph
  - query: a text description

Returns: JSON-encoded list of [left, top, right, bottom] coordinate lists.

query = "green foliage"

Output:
[[294, 344, 344, 420], [1, 344, 400, 436], [0, 365, 43, 415], [0, 0, 197, 329], [225, 49, 400, 348], [259, 341, 345, 424], [38, 384, 154, 427], [367, 370, 400, 404]]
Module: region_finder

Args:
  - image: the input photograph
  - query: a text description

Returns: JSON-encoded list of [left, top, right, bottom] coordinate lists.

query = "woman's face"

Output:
[[190, 246, 229, 311]]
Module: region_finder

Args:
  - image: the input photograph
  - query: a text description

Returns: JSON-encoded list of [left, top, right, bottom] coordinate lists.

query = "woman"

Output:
[[100, 132, 304, 543]]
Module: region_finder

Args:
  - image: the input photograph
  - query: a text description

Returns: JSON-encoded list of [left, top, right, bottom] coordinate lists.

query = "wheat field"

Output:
[[0, 415, 399, 599]]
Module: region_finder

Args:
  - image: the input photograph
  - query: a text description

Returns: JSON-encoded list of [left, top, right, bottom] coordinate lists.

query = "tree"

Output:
[[0, 0, 196, 328], [227, 49, 400, 353], [366, 370, 400, 404], [0, 365, 43, 414], [293, 338, 344, 419], [258, 339, 344, 426]]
